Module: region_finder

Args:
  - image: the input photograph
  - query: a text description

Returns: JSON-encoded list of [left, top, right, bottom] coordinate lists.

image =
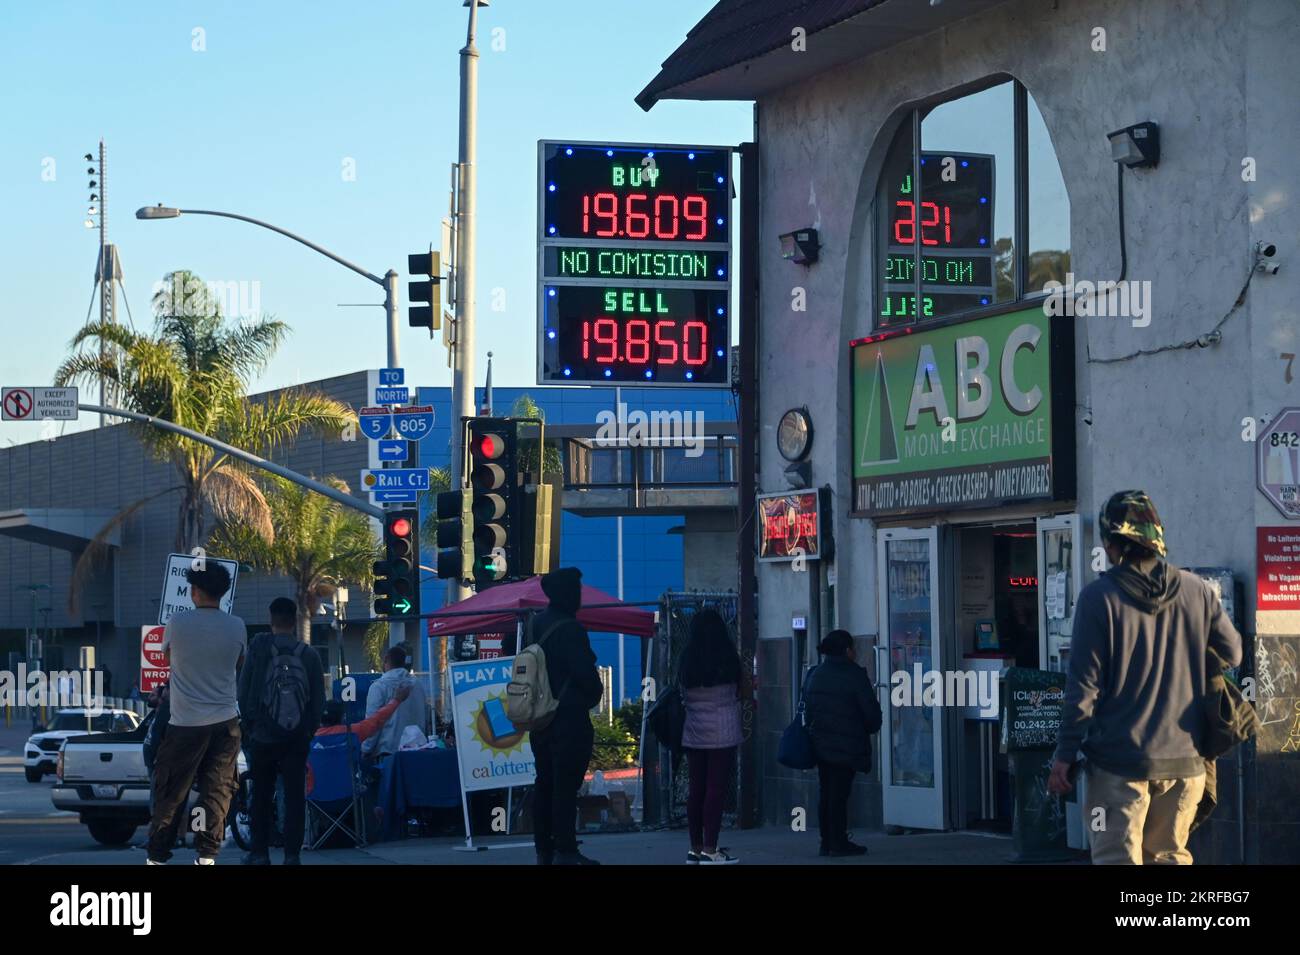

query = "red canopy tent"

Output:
[[424, 575, 655, 639]]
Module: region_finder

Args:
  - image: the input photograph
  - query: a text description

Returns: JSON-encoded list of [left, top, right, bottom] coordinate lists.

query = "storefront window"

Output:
[[874, 79, 1070, 330]]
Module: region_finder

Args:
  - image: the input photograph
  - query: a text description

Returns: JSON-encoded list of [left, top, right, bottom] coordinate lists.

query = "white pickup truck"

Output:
[[53, 712, 251, 847]]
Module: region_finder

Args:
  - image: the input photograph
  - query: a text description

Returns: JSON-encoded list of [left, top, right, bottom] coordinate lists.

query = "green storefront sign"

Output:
[[850, 306, 1074, 517]]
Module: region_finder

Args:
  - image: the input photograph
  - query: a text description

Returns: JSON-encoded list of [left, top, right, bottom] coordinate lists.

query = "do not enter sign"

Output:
[[140, 625, 170, 693]]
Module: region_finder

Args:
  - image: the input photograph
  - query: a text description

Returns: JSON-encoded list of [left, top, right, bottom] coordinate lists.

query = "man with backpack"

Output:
[[237, 597, 324, 865], [1048, 490, 1243, 864], [509, 567, 604, 866]]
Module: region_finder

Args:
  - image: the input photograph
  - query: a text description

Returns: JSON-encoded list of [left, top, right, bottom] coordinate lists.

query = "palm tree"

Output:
[[207, 475, 378, 643], [419, 466, 454, 545], [510, 394, 562, 475], [54, 269, 355, 607]]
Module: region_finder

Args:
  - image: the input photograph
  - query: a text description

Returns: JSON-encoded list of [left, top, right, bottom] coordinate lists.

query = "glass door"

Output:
[[1035, 514, 1081, 673], [876, 527, 946, 829], [1036, 513, 1084, 847]]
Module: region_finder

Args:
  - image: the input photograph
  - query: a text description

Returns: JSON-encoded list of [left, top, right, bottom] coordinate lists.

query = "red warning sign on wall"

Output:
[[1256, 527, 1300, 610]]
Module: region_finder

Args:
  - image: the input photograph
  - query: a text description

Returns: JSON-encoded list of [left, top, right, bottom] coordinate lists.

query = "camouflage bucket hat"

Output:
[[1099, 489, 1166, 557]]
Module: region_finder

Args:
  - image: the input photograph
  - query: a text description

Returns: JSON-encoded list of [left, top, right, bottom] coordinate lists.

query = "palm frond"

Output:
[[202, 465, 274, 543], [67, 486, 185, 613]]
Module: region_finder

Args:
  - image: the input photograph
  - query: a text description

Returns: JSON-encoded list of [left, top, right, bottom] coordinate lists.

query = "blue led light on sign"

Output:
[[715, 175, 724, 184], [980, 297, 990, 305], [548, 226, 556, 235], [715, 348, 725, 358], [715, 218, 724, 226], [565, 147, 573, 156], [647, 151, 654, 158], [547, 288, 556, 297], [563, 367, 572, 377], [547, 329, 556, 340], [961, 160, 969, 168], [979, 197, 988, 204], [688, 152, 695, 160], [606, 149, 614, 157], [604, 369, 612, 378], [685, 371, 694, 380], [548, 183, 555, 192], [920, 158, 926, 165], [716, 307, 724, 316], [716, 268, 724, 277], [979, 237, 987, 246], [644, 369, 653, 379]]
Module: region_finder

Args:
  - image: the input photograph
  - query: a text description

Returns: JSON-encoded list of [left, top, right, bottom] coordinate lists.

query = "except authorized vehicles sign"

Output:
[[1, 386, 79, 421], [158, 553, 240, 625], [850, 306, 1073, 517]]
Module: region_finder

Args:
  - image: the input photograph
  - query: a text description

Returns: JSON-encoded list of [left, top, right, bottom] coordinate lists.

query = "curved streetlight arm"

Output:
[[80, 402, 385, 519], [175, 209, 383, 286]]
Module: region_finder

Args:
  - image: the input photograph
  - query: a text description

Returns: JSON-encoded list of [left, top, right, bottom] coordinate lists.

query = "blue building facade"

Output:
[[415, 384, 735, 704]]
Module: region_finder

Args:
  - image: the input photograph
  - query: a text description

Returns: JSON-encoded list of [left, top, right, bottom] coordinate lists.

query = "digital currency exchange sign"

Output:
[[880, 152, 996, 325], [538, 141, 731, 386]]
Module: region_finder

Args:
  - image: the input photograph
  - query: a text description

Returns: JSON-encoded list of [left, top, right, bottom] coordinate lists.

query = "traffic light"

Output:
[[373, 509, 420, 617], [407, 251, 441, 332], [468, 417, 519, 588], [433, 487, 473, 582]]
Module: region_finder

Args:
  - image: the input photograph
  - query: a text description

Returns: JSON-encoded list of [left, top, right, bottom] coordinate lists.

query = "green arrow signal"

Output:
[[391, 598, 412, 614]]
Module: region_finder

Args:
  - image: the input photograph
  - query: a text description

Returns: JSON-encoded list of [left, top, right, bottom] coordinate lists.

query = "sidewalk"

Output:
[[87, 825, 1016, 866]]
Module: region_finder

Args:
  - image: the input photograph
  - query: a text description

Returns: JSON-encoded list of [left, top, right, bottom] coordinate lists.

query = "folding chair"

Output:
[[305, 731, 367, 850]]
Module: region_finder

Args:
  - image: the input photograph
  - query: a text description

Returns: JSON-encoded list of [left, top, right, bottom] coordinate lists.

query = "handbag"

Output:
[[777, 668, 817, 770], [646, 684, 686, 753]]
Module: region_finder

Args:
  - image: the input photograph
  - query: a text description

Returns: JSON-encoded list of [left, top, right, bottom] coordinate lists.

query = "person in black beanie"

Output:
[[529, 567, 604, 865], [804, 629, 882, 857]]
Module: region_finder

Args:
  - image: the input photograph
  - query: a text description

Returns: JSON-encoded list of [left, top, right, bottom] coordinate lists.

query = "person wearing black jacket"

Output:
[[804, 630, 883, 857], [528, 567, 604, 866], [236, 598, 324, 865]]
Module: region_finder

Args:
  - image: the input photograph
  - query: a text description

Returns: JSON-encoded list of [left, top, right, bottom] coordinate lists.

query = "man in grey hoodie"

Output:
[[1048, 490, 1241, 864]]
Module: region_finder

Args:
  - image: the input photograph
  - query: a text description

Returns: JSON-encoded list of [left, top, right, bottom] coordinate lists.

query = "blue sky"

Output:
[[0, 0, 750, 445]]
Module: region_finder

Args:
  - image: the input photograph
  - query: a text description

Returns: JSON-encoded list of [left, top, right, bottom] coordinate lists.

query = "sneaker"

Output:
[[241, 852, 271, 866], [686, 850, 703, 864], [698, 848, 739, 865], [194, 857, 216, 866], [554, 850, 601, 866], [824, 841, 868, 858], [145, 859, 165, 866]]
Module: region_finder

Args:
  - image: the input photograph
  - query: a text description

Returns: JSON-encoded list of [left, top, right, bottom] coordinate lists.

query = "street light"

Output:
[[134, 204, 400, 369]]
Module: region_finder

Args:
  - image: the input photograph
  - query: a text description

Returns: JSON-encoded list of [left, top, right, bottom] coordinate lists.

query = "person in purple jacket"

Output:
[[678, 609, 743, 865]]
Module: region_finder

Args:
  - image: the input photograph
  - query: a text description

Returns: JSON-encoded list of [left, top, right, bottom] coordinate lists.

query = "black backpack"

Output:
[[260, 637, 310, 738]]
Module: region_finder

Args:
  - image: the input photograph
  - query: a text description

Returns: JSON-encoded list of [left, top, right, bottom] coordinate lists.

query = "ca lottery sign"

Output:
[[449, 657, 537, 792]]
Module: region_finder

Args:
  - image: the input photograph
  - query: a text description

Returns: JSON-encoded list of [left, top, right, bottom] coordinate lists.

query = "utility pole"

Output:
[[449, 0, 485, 604]]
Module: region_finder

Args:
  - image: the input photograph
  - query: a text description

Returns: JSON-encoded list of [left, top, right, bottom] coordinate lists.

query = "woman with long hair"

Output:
[[677, 608, 743, 864]]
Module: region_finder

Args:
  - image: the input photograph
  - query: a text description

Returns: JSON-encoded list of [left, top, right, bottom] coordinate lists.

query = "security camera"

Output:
[[1256, 241, 1280, 274]]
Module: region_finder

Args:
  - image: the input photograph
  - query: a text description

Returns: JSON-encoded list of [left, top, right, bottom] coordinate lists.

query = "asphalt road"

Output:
[[0, 724, 145, 865]]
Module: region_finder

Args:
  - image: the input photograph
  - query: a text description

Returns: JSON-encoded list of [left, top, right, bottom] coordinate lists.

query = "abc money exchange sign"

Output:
[[851, 306, 1072, 517]]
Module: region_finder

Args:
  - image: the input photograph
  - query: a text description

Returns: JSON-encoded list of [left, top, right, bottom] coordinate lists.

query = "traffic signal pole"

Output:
[[448, 1, 483, 606]]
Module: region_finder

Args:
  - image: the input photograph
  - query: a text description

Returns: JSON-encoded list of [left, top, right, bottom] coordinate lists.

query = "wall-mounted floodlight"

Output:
[[1107, 122, 1159, 168], [779, 228, 820, 265]]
